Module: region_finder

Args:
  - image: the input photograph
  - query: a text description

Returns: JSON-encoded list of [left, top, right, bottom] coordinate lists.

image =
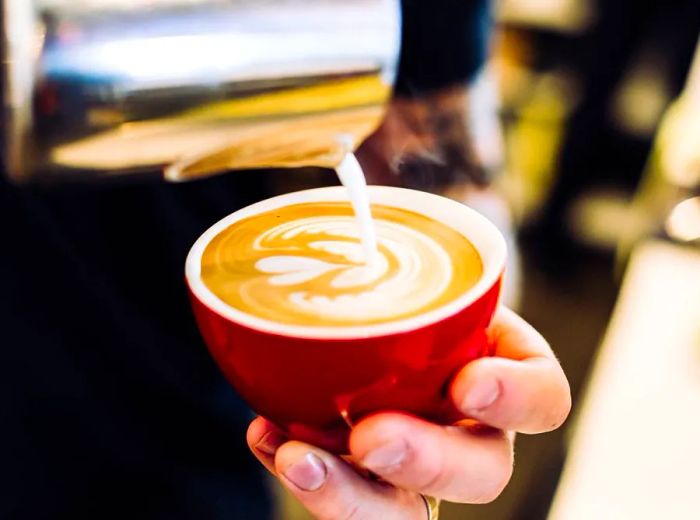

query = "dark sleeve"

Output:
[[396, 0, 492, 96]]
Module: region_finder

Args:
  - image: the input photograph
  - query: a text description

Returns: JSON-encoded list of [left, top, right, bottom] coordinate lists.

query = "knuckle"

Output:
[[340, 503, 365, 520], [470, 460, 513, 504], [525, 370, 571, 433], [551, 402, 571, 430], [415, 459, 452, 494], [470, 483, 505, 504], [315, 492, 371, 520], [407, 444, 469, 496], [542, 383, 572, 432]]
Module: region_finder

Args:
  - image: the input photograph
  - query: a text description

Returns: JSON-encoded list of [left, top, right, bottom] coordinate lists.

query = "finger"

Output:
[[451, 356, 571, 434], [350, 413, 513, 504], [450, 308, 571, 433], [488, 306, 558, 359], [246, 417, 288, 474], [275, 441, 426, 520]]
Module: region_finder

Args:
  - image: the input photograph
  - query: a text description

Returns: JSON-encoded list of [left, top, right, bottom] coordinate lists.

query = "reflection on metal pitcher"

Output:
[[1, 0, 400, 182]]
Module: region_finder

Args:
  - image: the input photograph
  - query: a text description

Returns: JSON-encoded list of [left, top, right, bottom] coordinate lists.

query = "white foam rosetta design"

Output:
[[251, 216, 453, 323]]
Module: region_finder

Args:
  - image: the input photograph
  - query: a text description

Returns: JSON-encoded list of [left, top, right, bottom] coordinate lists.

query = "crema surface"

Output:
[[200, 203, 482, 326]]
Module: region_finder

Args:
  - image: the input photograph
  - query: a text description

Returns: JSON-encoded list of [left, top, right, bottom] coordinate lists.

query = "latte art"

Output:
[[200, 202, 482, 326]]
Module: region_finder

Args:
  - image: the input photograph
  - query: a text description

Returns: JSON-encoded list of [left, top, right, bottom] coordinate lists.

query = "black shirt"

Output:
[[1, 174, 274, 519]]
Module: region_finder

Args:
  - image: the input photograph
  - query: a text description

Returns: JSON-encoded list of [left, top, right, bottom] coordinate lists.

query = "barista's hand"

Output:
[[247, 307, 571, 519], [356, 82, 502, 190]]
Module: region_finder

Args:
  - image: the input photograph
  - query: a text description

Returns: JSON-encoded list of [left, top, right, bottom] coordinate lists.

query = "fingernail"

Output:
[[461, 375, 501, 413], [283, 453, 327, 492], [254, 430, 286, 455], [362, 439, 408, 473]]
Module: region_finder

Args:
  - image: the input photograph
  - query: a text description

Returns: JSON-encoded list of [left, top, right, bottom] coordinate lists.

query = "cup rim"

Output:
[[186, 185, 506, 340]]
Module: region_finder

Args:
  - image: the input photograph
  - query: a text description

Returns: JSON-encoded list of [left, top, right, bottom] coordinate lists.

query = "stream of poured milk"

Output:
[[231, 150, 464, 323], [334, 151, 379, 265]]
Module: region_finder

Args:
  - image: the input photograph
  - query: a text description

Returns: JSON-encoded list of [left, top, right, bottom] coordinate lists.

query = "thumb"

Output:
[[274, 441, 426, 520]]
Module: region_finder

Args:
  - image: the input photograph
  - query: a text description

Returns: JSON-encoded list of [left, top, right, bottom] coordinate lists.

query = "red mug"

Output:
[[186, 186, 506, 453]]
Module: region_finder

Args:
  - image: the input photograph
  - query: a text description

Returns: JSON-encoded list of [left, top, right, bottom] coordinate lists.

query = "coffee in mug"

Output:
[[200, 202, 482, 327]]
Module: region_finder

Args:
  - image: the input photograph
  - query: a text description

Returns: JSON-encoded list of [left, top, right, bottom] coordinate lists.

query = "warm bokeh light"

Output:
[[666, 197, 700, 242]]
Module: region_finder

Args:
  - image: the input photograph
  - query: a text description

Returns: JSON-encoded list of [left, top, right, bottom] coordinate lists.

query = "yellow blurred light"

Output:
[[665, 197, 700, 242]]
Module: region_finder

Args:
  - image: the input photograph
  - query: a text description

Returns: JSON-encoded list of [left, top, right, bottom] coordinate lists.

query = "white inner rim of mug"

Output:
[[185, 186, 507, 339]]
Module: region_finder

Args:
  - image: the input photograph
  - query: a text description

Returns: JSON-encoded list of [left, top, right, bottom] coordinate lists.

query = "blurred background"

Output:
[[453, 1, 699, 518], [281, 0, 700, 517], [451, 0, 700, 518]]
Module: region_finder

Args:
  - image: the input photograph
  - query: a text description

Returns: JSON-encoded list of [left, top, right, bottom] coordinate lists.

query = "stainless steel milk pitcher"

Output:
[[1, 0, 400, 183]]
